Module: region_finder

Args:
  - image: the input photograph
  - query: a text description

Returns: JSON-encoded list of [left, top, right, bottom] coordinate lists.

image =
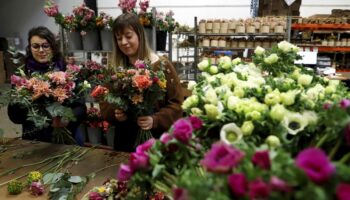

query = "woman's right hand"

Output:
[[114, 109, 127, 121]]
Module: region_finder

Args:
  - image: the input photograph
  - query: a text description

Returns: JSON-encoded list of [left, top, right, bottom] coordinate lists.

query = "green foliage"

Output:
[[7, 180, 23, 195]]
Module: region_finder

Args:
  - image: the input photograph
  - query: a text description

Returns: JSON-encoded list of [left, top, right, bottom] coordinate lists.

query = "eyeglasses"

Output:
[[31, 43, 51, 51]]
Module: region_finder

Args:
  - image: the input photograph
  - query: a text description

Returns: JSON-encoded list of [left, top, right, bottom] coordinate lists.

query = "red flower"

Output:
[[228, 173, 248, 197], [252, 150, 271, 170], [90, 85, 109, 98]]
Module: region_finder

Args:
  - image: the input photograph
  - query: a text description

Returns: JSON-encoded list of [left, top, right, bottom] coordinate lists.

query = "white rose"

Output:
[[190, 107, 203, 116], [291, 44, 300, 53], [254, 46, 265, 56], [187, 81, 197, 91], [218, 56, 231, 65], [204, 104, 219, 121], [232, 57, 242, 66], [298, 74, 313, 86], [197, 60, 209, 71], [204, 87, 218, 105], [209, 65, 218, 74], [264, 89, 281, 105], [270, 104, 287, 121], [265, 135, 281, 148], [277, 41, 292, 53], [264, 53, 279, 64], [241, 121, 254, 136], [181, 95, 199, 110], [233, 86, 245, 98], [280, 90, 299, 106], [245, 111, 261, 121], [227, 96, 240, 110]]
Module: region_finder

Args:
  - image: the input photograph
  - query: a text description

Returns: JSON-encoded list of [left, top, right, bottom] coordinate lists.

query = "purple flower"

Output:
[[252, 150, 271, 170], [344, 123, 350, 146], [134, 59, 146, 69], [117, 164, 134, 181], [270, 176, 292, 193], [173, 119, 193, 144], [89, 191, 103, 200], [187, 116, 203, 130], [336, 183, 350, 200], [295, 148, 335, 184], [129, 152, 149, 171], [228, 173, 248, 197], [340, 99, 350, 109], [136, 138, 156, 154], [160, 132, 173, 144], [249, 179, 271, 200], [173, 188, 189, 200], [30, 181, 45, 196], [200, 142, 245, 173]]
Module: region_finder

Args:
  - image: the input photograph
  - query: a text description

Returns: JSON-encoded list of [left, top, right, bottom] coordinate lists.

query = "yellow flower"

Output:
[[97, 186, 106, 193], [27, 171, 42, 184], [158, 79, 167, 89], [131, 94, 144, 104]]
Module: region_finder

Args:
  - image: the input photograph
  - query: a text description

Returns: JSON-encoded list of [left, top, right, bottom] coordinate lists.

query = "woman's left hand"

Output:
[[137, 116, 153, 130]]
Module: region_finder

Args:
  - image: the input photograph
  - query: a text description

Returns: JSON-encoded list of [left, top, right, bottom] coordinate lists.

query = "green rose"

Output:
[[209, 65, 219, 74], [265, 135, 281, 148], [264, 53, 279, 64], [233, 86, 245, 98], [182, 95, 199, 110], [254, 46, 265, 55], [270, 104, 287, 121], [232, 57, 242, 66], [197, 60, 210, 71], [277, 41, 292, 53], [297, 74, 313, 86], [204, 104, 219, 121], [241, 121, 254, 136], [190, 107, 203, 116], [264, 90, 281, 105]]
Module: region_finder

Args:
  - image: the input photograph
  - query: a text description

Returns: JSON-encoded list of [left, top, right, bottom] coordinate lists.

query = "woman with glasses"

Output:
[[7, 26, 86, 145]]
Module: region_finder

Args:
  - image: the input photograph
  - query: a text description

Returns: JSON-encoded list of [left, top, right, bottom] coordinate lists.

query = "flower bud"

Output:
[[265, 135, 281, 148]]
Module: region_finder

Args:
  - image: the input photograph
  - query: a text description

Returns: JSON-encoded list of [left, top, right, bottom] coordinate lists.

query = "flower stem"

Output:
[[339, 152, 350, 164], [316, 133, 329, 148], [328, 140, 341, 160]]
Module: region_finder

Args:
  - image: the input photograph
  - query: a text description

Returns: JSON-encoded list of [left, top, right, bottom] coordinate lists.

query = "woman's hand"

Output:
[[52, 117, 69, 128], [115, 109, 127, 121], [137, 116, 153, 130]]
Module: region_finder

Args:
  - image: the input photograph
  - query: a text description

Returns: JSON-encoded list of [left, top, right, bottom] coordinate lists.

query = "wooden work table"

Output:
[[0, 139, 129, 199]]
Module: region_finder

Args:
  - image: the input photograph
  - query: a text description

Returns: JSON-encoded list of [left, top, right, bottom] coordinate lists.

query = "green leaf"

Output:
[[43, 173, 64, 185], [152, 164, 165, 178], [68, 176, 82, 183]]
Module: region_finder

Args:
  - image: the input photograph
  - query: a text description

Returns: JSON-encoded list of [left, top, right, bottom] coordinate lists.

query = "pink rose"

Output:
[[228, 173, 248, 197], [173, 119, 193, 144], [187, 116, 203, 130], [336, 183, 350, 200], [160, 133, 173, 144], [117, 164, 134, 181], [249, 179, 271, 200], [129, 152, 149, 171], [252, 150, 271, 170], [136, 138, 155, 154]]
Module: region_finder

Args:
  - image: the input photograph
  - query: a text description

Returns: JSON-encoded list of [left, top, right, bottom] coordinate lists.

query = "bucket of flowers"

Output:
[[85, 107, 109, 145]]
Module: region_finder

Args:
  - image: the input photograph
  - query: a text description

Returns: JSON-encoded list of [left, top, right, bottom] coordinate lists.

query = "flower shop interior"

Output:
[[1, 0, 350, 199]]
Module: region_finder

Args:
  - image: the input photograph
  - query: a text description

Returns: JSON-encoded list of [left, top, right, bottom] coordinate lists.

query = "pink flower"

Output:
[[89, 191, 103, 200], [10, 75, 27, 87], [160, 133, 173, 144], [129, 152, 149, 171], [295, 148, 335, 184], [173, 119, 193, 144], [173, 188, 189, 200], [117, 164, 134, 181], [187, 116, 203, 130], [249, 179, 271, 200], [344, 123, 350, 146], [30, 181, 45, 196], [323, 102, 332, 110], [336, 183, 350, 200], [136, 138, 155, 154], [228, 173, 248, 197], [340, 99, 350, 109], [134, 59, 146, 69], [270, 176, 292, 193], [200, 142, 245, 173], [252, 150, 271, 170], [139, 0, 149, 12]]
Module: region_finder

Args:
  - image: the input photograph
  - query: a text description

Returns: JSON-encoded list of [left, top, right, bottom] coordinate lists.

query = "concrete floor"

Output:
[[0, 84, 22, 138]]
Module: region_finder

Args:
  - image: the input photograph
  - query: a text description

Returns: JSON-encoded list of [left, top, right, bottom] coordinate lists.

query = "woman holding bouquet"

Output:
[[99, 13, 183, 152], [7, 26, 86, 145]]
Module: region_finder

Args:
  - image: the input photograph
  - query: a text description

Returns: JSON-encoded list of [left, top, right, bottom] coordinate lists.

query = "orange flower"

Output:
[[52, 87, 69, 103], [91, 85, 109, 98], [132, 74, 152, 90], [131, 94, 143, 104], [31, 79, 51, 99]]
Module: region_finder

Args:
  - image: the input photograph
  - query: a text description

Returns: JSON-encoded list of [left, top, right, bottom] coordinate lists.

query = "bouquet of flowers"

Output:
[[9, 66, 90, 143], [85, 107, 109, 132], [96, 12, 114, 30], [78, 60, 107, 88], [44, 0, 97, 34], [91, 59, 167, 146], [155, 10, 179, 32], [182, 41, 350, 155], [118, 0, 154, 27]]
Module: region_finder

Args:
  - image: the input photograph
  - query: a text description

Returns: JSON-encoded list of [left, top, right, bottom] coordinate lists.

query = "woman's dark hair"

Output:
[[26, 26, 62, 61], [111, 13, 151, 67]]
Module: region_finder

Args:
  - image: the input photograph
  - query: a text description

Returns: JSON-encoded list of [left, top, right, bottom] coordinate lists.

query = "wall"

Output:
[[0, 0, 82, 50], [0, 0, 349, 50]]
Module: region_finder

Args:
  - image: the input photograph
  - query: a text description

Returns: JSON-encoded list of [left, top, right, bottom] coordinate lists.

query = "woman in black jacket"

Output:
[[7, 26, 86, 145]]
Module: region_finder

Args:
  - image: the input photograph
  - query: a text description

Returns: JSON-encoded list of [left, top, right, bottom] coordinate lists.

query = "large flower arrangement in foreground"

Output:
[[183, 41, 350, 154]]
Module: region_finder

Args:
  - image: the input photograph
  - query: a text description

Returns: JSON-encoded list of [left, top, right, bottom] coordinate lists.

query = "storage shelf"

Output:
[[296, 45, 350, 52], [292, 23, 350, 30], [197, 33, 285, 37]]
